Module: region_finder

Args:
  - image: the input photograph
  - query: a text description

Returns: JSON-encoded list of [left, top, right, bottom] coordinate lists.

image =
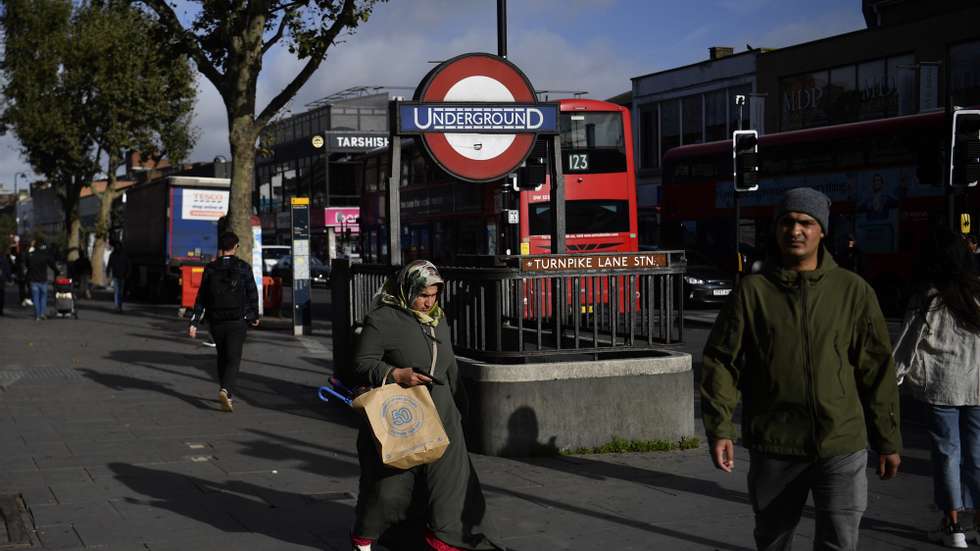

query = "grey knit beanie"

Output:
[[775, 187, 831, 233]]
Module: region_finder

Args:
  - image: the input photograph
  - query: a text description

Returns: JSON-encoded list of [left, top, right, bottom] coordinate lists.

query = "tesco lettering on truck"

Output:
[[181, 189, 229, 220]]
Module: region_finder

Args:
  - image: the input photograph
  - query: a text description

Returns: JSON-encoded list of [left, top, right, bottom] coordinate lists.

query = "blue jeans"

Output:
[[927, 404, 980, 512], [113, 277, 124, 308], [30, 282, 47, 319]]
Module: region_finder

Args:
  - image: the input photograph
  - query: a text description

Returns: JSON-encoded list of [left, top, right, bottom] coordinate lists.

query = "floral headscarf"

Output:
[[373, 260, 445, 326]]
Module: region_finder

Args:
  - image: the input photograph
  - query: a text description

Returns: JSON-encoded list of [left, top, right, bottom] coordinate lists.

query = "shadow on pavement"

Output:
[[497, 406, 927, 550], [108, 462, 349, 548], [100, 349, 358, 428], [77, 368, 219, 411]]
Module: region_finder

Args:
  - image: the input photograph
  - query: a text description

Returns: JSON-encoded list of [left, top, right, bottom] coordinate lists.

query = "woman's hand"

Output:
[[391, 367, 432, 387]]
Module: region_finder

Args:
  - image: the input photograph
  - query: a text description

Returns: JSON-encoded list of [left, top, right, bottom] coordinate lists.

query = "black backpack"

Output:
[[208, 261, 244, 321]]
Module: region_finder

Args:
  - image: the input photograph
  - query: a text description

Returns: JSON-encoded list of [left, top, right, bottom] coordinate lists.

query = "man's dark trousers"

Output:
[[749, 449, 868, 551], [210, 320, 247, 393]]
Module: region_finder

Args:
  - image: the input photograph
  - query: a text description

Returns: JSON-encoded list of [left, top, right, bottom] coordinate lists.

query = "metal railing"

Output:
[[332, 252, 686, 364]]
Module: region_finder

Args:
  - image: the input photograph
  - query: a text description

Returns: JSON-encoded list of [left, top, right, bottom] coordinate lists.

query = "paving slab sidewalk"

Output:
[[0, 287, 947, 550]]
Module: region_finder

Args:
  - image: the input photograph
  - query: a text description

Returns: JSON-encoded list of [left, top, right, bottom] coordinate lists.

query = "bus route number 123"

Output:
[[568, 153, 589, 171]]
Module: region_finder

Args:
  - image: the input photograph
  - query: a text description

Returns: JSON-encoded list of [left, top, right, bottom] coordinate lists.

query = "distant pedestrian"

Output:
[[187, 232, 259, 412], [70, 250, 92, 300], [701, 187, 902, 551], [350, 260, 499, 551], [107, 243, 130, 311], [12, 244, 30, 307], [894, 225, 980, 548], [26, 238, 59, 320], [0, 247, 12, 315]]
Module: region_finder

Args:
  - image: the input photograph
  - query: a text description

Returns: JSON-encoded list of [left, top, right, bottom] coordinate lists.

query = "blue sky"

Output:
[[0, 0, 867, 191]]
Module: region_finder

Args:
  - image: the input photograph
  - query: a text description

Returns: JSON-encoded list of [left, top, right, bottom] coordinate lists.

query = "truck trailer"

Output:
[[123, 176, 230, 302]]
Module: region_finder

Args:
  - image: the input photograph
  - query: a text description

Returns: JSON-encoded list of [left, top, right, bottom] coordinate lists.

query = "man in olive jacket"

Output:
[[701, 187, 902, 551]]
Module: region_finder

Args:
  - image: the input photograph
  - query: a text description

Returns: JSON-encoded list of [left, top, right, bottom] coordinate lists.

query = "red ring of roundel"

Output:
[[420, 53, 538, 183]]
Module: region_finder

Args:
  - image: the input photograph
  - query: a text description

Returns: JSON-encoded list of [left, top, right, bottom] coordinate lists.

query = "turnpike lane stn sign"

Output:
[[521, 253, 669, 273], [397, 52, 559, 183]]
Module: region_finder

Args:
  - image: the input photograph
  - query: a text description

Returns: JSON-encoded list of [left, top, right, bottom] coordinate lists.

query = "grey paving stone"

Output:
[[31, 500, 123, 527], [34, 524, 83, 549]]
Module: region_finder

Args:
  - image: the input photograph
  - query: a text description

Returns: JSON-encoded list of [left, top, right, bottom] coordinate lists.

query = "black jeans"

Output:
[[210, 320, 248, 394]]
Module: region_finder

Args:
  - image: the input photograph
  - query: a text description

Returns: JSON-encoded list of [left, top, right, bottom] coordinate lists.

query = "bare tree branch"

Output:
[[137, 0, 225, 92], [256, 0, 355, 126]]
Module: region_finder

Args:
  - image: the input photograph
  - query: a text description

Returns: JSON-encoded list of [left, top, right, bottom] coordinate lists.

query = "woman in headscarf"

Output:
[[350, 260, 498, 551]]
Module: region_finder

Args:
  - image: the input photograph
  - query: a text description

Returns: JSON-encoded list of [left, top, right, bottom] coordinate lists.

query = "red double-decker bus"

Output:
[[357, 98, 638, 263], [660, 110, 978, 313], [520, 98, 639, 255]]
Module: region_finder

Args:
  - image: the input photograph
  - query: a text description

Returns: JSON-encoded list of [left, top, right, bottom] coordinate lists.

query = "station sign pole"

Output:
[[291, 197, 312, 335], [388, 100, 402, 266]]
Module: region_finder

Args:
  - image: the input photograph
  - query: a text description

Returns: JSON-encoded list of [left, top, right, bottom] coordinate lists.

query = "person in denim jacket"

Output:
[[895, 225, 980, 548]]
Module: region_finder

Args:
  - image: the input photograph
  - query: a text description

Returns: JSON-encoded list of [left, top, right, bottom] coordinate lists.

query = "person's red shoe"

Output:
[[425, 530, 464, 551], [351, 534, 373, 550]]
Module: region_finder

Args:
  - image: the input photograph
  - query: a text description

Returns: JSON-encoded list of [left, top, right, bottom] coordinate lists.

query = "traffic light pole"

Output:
[[734, 97, 745, 285], [945, 55, 955, 230]]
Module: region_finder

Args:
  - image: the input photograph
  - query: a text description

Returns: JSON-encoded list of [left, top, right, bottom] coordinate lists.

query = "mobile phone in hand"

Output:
[[412, 368, 444, 385]]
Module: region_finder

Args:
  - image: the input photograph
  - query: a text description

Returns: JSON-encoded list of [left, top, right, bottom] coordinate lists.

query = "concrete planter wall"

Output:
[[458, 352, 694, 456]]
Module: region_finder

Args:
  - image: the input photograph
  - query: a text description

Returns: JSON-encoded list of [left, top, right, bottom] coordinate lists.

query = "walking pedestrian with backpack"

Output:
[[187, 231, 259, 412]]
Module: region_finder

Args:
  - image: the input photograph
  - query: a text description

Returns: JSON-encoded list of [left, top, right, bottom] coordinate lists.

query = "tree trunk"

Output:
[[90, 188, 115, 286], [63, 183, 81, 263], [67, 216, 81, 264], [228, 115, 258, 264]]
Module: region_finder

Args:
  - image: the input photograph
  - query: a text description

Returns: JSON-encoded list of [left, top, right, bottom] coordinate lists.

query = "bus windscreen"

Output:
[[529, 200, 630, 236], [560, 112, 627, 173]]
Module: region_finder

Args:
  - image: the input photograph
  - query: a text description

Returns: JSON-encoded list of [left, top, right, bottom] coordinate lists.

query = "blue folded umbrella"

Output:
[[317, 385, 352, 406]]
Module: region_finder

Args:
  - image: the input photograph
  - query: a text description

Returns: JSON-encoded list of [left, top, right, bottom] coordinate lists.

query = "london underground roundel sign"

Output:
[[397, 52, 559, 183]]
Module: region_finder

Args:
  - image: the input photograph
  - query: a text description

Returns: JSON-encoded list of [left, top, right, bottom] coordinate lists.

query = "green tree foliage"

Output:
[[1, 0, 97, 259], [136, 0, 385, 262], [0, 0, 198, 271], [72, 1, 198, 284]]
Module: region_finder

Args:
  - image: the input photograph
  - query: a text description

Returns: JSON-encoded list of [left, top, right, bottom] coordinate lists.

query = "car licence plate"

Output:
[[713, 289, 731, 296]]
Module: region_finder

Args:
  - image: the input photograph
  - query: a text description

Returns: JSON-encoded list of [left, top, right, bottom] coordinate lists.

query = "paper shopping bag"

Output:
[[352, 383, 450, 469]]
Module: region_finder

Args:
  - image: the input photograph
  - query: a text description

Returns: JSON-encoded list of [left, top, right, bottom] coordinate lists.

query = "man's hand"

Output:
[[188, 325, 197, 339], [710, 438, 735, 473], [250, 319, 260, 327], [878, 453, 900, 480], [391, 367, 432, 387]]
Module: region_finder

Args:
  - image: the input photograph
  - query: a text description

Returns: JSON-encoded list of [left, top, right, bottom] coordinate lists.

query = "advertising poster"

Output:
[[181, 189, 229, 220]]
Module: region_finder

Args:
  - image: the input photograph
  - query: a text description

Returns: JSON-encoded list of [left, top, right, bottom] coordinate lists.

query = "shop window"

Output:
[[639, 104, 659, 169], [827, 66, 858, 123], [705, 90, 727, 142], [682, 95, 703, 145], [951, 41, 980, 107], [660, 99, 680, 158]]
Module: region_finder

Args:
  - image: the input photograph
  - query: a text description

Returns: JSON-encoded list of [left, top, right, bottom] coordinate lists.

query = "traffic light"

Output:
[[515, 162, 546, 191], [950, 109, 980, 187], [733, 130, 759, 192]]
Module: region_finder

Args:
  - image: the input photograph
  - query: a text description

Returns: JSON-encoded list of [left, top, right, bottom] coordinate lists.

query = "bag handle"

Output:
[[427, 326, 438, 376], [381, 367, 396, 386]]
